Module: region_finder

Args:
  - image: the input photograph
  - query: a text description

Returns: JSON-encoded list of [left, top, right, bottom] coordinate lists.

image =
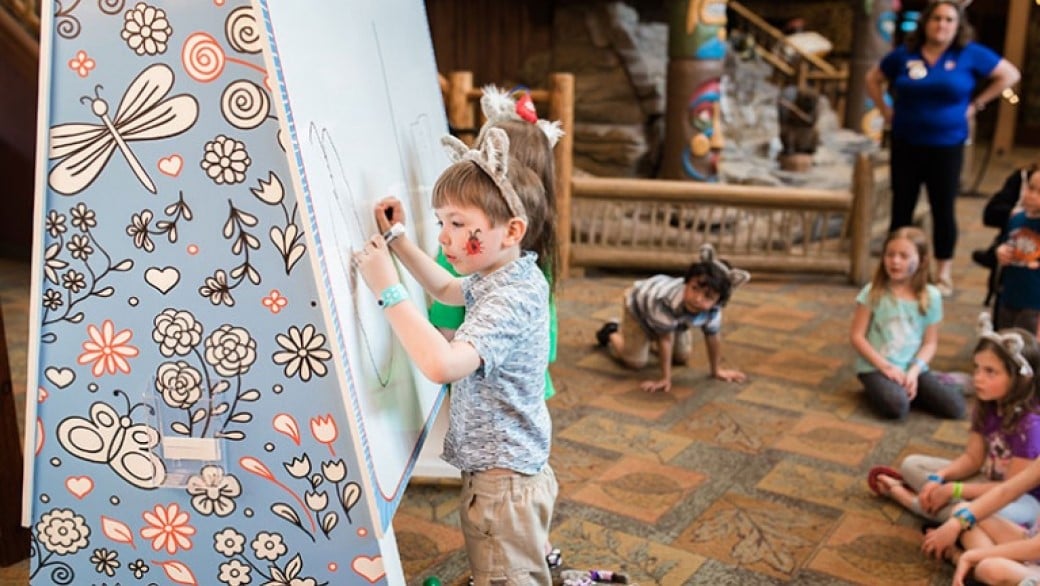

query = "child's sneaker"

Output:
[[595, 321, 619, 347]]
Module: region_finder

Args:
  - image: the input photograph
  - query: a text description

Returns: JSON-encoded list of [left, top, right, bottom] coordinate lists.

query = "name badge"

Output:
[[907, 60, 927, 80]]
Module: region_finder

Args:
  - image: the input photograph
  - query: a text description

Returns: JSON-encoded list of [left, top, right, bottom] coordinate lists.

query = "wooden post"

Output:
[[0, 305, 29, 565], [850, 152, 873, 285], [446, 70, 475, 146], [992, 0, 1029, 157], [548, 73, 574, 280]]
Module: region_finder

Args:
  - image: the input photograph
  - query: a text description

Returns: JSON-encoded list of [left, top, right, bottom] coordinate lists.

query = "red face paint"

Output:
[[464, 229, 484, 256]]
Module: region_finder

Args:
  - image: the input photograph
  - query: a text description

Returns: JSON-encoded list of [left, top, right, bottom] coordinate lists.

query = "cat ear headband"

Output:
[[977, 312, 1034, 377], [700, 244, 751, 289], [475, 85, 565, 149], [441, 128, 527, 221]]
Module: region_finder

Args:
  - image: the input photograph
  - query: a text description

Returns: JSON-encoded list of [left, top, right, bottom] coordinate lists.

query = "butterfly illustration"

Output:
[[48, 63, 199, 196], [56, 394, 166, 489]]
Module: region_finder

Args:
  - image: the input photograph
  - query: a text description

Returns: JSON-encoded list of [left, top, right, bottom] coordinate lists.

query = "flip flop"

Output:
[[867, 465, 903, 497]]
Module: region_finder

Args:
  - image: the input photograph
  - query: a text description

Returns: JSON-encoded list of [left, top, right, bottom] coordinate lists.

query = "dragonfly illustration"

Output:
[[48, 63, 199, 196]]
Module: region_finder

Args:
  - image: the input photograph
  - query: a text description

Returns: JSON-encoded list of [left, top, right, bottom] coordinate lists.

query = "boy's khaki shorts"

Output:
[[460, 464, 558, 585], [613, 297, 692, 368]]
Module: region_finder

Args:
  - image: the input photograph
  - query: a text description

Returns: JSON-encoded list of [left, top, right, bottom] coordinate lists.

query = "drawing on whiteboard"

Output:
[[48, 63, 199, 196], [307, 124, 396, 388]]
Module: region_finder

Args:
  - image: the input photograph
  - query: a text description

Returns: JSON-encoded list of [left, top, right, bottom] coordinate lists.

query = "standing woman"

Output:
[[865, 0, 1020, 297]]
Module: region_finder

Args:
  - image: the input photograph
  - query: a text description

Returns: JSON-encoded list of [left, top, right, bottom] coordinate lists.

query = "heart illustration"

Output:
[[66, 476, 94, 499], [38, 388, 49, 403], [44, 367, 75, 388], [351, 555, 384, 584], [145, 266, 180, 294], [157, 155, 183, 177]]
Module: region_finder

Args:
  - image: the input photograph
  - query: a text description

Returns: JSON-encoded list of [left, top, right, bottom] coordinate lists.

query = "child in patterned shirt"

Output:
[[354, 129, 557, 585]]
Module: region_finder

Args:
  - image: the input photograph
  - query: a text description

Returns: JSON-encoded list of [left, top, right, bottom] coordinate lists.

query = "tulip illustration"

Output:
[[309, 414, 338, 457]]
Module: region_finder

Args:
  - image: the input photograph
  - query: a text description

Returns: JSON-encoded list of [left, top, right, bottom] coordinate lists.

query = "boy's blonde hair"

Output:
[[431, 158, 547, 245]]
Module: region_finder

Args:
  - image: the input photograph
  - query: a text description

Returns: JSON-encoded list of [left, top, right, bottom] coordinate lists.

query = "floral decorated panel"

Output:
[[26, 0, 448, 584]]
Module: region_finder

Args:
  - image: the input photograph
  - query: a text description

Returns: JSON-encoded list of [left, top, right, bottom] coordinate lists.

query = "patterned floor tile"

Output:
[[549, 442, 618, 500], [933, 417, 972, 445], [807, 513, 937, 585], [556, 414, 694, 464], [771, 412, 885, 467], [588, 382, 697, 421], [669, 401, 797, 454], [673, 491, 834, 580], [737, 305, 815, 332], [726, 326, 830, 353], [394, 513, 465, 580], [569, 455, 707, 524], [748, 349, 847, 386], [736, 378, 860, 419], [550, 518, 707, 584], [756, 460, 905, 522]]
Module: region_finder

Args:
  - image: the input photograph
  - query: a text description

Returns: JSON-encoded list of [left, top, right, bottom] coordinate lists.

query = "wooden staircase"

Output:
[[727, 0, 849, 121]]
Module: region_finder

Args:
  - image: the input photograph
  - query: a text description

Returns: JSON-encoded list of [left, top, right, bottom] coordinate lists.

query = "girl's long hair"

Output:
[[972, 329, 1040, 434], [868, 227, 932, 314], [491, 119, 559, 295]]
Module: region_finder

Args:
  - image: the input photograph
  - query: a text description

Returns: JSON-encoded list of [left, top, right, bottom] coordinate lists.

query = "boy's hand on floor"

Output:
[[640, 378, 671, 393], [712, 368, 746, 383]]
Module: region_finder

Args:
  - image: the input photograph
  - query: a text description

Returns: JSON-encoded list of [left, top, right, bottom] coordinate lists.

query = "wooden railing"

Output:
[[570, 154, 873, 284], [728, 0, 849, 120]]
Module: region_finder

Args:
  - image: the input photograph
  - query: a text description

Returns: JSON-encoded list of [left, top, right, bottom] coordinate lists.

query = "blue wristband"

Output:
[[953, 507, 976, 530], [912, 357, 928, 370], [926, 473, 944, 484], [378, 283, 408, 309]]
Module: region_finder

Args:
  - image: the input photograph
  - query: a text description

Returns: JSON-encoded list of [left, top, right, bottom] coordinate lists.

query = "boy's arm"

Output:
[[382, 300, 481, 384], [385, 235, 465, 306], [353, 235, 479, 383], [374, 196, 464, 306], [704, 332, 746, 382], [640, 331, 674, 393]]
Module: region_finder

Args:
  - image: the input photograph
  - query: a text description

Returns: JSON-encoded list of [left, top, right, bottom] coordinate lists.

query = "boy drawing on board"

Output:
[[353, 129, 557, 584]]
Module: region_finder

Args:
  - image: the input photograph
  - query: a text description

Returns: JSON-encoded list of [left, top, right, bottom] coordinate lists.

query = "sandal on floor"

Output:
[[867, 465, 903, 497]]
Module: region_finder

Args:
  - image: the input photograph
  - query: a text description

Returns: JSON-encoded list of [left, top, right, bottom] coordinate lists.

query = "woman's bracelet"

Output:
[[953, 507, 976, 530], [951, 481, 963, 500]]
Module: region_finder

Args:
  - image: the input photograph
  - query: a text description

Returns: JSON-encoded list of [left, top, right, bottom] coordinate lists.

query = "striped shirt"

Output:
[[625, 274, 722, 336]]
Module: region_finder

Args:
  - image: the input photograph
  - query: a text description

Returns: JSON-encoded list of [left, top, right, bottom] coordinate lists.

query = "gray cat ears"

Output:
[[700, 244, 751, 289], [441, 128, 526, 221], [978, 312, 1035, 377], [475, 85, 565, 149]]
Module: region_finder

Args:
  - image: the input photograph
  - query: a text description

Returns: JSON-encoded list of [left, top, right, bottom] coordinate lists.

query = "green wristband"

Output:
[[378, 283, 408, 309], [951, 481, 963, 500]]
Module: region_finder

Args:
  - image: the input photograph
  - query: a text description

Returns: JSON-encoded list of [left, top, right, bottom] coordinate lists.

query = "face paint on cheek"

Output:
[[907, 258, 919, 275], [464, 229, 484, 256]]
